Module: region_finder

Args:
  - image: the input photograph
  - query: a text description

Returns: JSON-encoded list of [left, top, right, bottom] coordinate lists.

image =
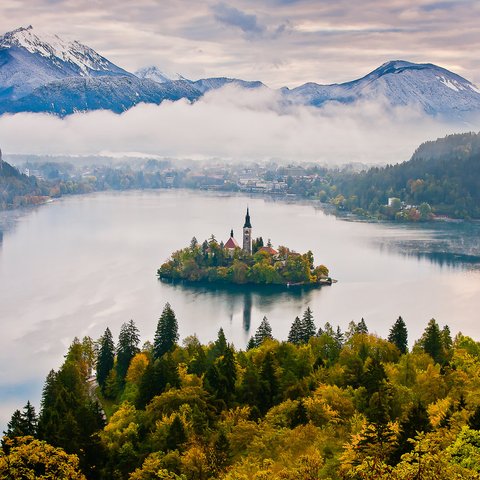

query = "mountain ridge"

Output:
[[1, 26, 480, 118]]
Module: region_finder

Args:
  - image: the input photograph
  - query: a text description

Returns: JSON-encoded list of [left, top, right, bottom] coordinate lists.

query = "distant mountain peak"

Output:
[[0, 25, 131, 79], [135, 65, 188, 83]]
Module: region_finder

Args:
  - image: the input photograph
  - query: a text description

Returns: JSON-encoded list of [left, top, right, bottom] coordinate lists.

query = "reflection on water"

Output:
[[161, 280, 316, 335], [369, 221, 480, 270], [243, 291, 252, 331]]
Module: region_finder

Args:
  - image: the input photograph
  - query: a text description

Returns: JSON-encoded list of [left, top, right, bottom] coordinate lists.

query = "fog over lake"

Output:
[[1, 189, 480, 427]]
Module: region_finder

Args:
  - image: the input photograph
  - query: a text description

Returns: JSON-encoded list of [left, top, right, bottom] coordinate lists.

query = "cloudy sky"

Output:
[[1, 0, 479, 87], [0, 0, 478, 164]]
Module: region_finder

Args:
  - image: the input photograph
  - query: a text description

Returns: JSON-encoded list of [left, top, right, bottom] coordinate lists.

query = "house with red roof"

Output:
[[224, 229, 240, 254], [258, 245, 278, 255]]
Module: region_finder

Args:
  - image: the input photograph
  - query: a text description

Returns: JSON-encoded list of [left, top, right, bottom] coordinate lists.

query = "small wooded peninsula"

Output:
[[158, 208, 331, 287]]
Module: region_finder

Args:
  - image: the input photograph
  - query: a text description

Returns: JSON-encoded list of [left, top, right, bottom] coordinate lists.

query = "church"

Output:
[[224, 208, 277, 256]]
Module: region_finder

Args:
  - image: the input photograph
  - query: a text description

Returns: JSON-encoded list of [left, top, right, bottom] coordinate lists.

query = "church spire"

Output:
[[230, 229, 234, 238], [242, 207, 252, 254], [243, 207, 252, 228]]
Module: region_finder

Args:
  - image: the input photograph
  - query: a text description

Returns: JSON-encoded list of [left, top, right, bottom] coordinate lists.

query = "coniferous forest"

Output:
[[3, 305, 480, 479]]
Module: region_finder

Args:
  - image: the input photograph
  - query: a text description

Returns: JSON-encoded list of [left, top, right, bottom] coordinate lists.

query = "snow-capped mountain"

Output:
[[1, 25, 480, 119], [135, 66, 185, 84], [283, 60, 480, 118], [0, 77, 202, 116], [0, 26, 131, 99]]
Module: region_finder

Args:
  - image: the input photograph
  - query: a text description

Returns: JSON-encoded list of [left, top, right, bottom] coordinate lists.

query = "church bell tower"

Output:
[[243, 207, 252, 254]]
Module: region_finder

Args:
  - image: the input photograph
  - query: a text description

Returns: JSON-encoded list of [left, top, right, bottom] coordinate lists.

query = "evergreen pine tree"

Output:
[[96, 327, 115, 392], [137, 354, 180, 409], [300, 307, 316, 343], [153, 303, 179, 360], [254, 316, 273, 347], [357, 318, 368, 334], [4, 410, 24, 438], [388, 316, 408, 354], [21, 401, 38, 437], [204, 363, 221, 396], [290, 399, 309, 428], [420, 318, 443, 364], [211, 327, 227, 359], [259, 351, 278, 413], [468, 405, 480, 430], [288, 316, 303, 345], [116, 320, 140, 383], [4, 401, 38, 439], [37, 369, 59, 441], [239, 361, 261, 406], [187, 343, 208, 376], [246, 336, 256, 350], [217, 345, 237, 404], [441, 325, 453, 363], [362, 356, 387, 395], [334, 326, 344, 349], [166, 415, 187, 451], [390, 402, 431, 464]]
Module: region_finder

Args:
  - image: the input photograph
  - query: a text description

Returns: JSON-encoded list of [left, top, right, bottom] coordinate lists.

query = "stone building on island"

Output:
[[225, 208, 277, 256]]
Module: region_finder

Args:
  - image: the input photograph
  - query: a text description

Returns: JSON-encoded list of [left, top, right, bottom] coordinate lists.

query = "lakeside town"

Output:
[[3, 131, 479, 221]]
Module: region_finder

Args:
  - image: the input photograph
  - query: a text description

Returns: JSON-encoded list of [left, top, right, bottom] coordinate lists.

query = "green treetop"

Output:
[[253, 316, 273, 347], [388, 316, 408, 354], [153, 303, 179, 360], [96, 327, 115, 392]]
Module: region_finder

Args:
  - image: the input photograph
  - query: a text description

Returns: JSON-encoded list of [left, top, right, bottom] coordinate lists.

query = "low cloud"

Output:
[[0, 86, 475, 165]]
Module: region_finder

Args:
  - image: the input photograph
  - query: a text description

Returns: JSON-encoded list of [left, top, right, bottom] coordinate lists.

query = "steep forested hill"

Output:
[[0, 158, 48, 209], [331, 132, 480, 219]]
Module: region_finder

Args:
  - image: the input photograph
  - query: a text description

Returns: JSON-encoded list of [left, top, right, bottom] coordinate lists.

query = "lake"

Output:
[[1, 189, 480, 427]]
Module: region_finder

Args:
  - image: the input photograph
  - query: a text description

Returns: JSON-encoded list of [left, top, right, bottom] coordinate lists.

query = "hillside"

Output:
[[0, 155, 48, 209], [328, 132, 480, 219]]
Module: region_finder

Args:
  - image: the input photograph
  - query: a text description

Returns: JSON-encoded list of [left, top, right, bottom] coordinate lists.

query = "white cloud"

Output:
[[0, 86, 474, 164]]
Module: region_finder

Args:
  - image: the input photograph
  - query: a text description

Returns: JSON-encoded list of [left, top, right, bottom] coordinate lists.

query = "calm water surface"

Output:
[[1, 190, 480, 425]]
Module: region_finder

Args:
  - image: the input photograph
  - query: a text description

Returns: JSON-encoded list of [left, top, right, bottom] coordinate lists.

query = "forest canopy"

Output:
[[4, 306, 480, 479]]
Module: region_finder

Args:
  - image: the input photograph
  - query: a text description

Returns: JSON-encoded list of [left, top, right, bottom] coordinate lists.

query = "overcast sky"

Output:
[[1, 0, 479, 88]]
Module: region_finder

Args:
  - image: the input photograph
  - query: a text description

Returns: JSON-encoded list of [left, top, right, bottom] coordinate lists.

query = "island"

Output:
[[158, 208, 332, 287]]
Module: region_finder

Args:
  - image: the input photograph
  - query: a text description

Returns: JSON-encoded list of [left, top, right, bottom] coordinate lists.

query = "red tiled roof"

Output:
[[259, 246, 278, 255], [225, 237, 239, 249]]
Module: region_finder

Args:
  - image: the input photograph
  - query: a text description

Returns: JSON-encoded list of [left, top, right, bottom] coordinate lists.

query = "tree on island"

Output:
[[388, 316, 408, 354], [96, 327, 115, 392], [158, 236, 330, 286], [153, 303, 179, 360]]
